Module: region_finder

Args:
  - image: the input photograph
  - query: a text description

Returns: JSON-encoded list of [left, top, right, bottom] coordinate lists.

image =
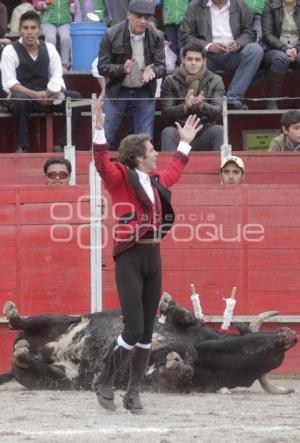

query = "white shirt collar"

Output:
[[135, 168, 150, 182], [207, 0, 230, 11], [129, 26, 145, 40]]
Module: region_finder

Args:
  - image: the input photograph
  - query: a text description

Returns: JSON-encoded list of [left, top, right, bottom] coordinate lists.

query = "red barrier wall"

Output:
[[0, 184, 299, 374]]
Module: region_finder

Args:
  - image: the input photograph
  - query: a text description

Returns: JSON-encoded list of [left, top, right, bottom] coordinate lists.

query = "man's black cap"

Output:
[[128, 0, 155, 15]]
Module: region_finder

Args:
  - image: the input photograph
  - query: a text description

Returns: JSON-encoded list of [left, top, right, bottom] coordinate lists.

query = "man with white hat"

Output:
[[97, 0, 166, 150], [220, 155, 244, 184]]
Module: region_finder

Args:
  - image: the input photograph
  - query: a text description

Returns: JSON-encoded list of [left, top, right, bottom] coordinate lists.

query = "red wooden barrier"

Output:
[[1, 151, 300, 186], [0, 184, 299, 374]]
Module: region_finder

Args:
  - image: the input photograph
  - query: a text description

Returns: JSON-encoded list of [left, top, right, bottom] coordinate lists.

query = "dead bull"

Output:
[[0, 294, 297, 394]]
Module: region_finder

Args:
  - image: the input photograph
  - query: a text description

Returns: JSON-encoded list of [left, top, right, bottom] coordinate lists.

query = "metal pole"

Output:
[[89, 93, 102, 313], [221, 95, 232, 161], [65, 97, 76, 185]]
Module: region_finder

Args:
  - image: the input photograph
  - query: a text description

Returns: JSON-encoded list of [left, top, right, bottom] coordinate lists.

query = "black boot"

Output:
[[266, 72, 285, 110], [93, 341, 131, 412], [123, 347, 151, 415]]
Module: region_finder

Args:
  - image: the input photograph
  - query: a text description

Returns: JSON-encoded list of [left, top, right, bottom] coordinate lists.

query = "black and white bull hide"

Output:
[[0, 294, 297, 394]]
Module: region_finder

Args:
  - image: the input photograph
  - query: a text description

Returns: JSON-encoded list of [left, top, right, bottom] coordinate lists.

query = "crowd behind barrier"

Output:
[[0, 0, 300, 154]]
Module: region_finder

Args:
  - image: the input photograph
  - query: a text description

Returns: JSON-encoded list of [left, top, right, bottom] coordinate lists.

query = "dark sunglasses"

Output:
[[46, 171, 69, 179]]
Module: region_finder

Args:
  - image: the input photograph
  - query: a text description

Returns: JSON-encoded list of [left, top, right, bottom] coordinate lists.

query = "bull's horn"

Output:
[[259, 373, 295, 395], [249, 311, 279, 333]]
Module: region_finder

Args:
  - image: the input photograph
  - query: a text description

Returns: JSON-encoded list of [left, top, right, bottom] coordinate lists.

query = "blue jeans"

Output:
[[206, 43, 264, 103], [264, 49, 300, 74], [104, 86, 155, 149]]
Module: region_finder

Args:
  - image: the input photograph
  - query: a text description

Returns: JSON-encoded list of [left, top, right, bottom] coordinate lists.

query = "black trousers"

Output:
[[8, 90, 81, 148], [115, 243, 162, 346]]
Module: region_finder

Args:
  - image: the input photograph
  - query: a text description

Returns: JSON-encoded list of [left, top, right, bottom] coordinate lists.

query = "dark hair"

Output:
[[182, 41, 206, 59], [281, 110, 300, 129], [19, 11, 41, 28], [118, 134, 150, 168], [43, 157, 72, 175]]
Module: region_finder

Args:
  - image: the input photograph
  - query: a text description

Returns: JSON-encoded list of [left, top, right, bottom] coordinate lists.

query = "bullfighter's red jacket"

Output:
[[93, 143, 189, 258]]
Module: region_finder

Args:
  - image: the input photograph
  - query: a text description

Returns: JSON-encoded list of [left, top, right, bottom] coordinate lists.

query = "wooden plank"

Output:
[[247, 291, 300, 315], [249, 270, 300, 293], [0, 226, 16, 246], [161, 248, 243, 270], [19, 201, 90, 224], [248, 206, 300, 226], [248, 249, 300, 269]]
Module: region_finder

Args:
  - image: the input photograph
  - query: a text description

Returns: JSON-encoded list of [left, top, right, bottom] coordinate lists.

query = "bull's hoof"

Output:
[[92, 376, 116, 412], [13, 339, 30, 368], [3, 301, 18, 320], [123, 391, 143, 415], [159, 292, 174, 313]]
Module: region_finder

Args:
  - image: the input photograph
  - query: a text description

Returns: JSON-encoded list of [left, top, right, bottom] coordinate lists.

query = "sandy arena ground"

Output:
[[0, 378, 299, 443]]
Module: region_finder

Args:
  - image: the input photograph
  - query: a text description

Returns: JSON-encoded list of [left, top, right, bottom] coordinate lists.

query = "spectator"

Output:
[[33, 0, 72, 70], [244, 0, 265, 42], [162, 0, 189, 64], [268, 110, 300, 151], [103, 0, 130, 26], [73, 0, 107, 22], [262, 0, 300, 110], [0, 11, 81, 153], [0, 2, 8, 38], [91, 57, 106, 99], [0, 1, 10, 108], [10, 1, 35, 33], [161, 42, 224, 151], [44, 157, 72, 184], [98, 0, 166, 150], [220, 155, 244, 183], [180, 0, 264, 110]]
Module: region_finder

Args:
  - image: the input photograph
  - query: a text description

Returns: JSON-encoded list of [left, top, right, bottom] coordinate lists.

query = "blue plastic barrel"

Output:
[[70, 22, 107, 71]]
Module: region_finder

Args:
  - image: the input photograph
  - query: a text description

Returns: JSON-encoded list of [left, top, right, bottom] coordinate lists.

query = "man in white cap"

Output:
[[220, 155, 244, 184], [97, 0, 166, 150]]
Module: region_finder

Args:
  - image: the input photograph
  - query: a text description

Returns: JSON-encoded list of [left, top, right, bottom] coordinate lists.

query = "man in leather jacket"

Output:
[[97, 0, 166, 150], [180, 0, 264, 110], [161, 41, 224, 151]]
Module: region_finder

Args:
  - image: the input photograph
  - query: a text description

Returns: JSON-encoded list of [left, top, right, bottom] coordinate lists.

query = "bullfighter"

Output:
[[92, 99, 201, 414]]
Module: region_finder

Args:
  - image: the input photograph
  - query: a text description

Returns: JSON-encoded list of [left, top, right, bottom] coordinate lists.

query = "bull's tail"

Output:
[[0, 372, 14, 384]]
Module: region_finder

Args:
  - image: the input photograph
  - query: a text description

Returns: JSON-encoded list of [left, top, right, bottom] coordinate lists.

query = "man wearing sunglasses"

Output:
[[44, 157, 71, 185], [97, 0, 166, 150]]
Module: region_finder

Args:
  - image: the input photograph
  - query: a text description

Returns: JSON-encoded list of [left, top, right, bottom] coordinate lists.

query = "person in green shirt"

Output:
[[162, 0, 189, 64]]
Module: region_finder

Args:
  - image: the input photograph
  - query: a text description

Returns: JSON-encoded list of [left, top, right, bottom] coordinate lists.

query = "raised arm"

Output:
[[159, 115, 202, 187], [93, 100, 124, 189]]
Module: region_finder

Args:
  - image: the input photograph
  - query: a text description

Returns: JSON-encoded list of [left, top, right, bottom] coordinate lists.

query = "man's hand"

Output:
[[183, 89, 195, 112], [33, 90, 52, 106], [175, 114, 203, 145], [143, 64, 155, 83], [123, 58, 135, 74], [208, 42, 228, 54], [286, 47, 297, 61], [95, 99, 105, 129], [193, 91, 204, 111], [226, 41, 240, 52]]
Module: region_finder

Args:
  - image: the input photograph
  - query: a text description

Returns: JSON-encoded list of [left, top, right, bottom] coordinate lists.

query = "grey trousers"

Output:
[[161, 125, 223, 151]]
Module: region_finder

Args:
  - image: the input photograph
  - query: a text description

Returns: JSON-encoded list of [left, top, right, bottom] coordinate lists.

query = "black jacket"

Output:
[[180, 0, 255, 48], [161, 68, 225, 126], [262, 0, 300, 51], [98, 19, 166, 98]]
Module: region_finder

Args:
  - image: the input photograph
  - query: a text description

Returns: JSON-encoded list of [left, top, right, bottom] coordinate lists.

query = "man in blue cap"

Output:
[[97, 0, 166, 150]]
